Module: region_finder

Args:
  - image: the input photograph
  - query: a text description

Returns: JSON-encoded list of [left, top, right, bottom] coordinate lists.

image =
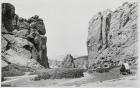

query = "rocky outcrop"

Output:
[[60, 55, 88, 69], [87, 2, 138, 70], [1, 3, 49, 69], [61, 54, 75, 68], [28, 15, 46, 35], [2, 3, 16, 33]]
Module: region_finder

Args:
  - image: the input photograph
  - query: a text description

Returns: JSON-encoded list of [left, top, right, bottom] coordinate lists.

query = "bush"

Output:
[[2, 64, 35, 77], [2, 64, 35, 72], [2, 69, 25, 77], [96, 68, 109, 73], [33, 68, 85, 81], [37, 72, 51, 80], [1, 76, 5, 81]]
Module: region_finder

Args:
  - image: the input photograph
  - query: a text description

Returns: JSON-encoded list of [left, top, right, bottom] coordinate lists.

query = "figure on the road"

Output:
[[119, 60, 131, 75]]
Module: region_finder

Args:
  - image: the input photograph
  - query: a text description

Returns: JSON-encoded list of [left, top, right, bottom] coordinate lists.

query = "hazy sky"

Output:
[[2, 0, 137, 59]]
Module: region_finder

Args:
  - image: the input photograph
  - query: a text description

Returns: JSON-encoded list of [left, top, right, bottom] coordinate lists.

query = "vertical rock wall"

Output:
[[87, 2, 138, 70]]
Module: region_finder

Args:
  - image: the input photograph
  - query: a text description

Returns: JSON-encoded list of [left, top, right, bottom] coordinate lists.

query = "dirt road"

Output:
[[1, 67, 138, 87]]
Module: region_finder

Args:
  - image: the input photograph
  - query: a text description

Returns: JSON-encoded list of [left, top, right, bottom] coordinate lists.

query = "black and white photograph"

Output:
[[1, 0, 139, 87]]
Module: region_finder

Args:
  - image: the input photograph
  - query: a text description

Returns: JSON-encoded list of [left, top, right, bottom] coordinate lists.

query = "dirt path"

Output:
[[1, 74, 37, 86], [2, 67, 138, 87], [5, 72, 137, 87], [82, 75, 138, 87]]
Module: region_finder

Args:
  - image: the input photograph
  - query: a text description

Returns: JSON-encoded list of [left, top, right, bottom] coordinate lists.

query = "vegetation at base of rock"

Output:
[[33, 68, 86, 80], [2, 64, 35, 77], [2, 70, 25, 77], [49, 55, 88, 69], [61, 54, 75, 68]]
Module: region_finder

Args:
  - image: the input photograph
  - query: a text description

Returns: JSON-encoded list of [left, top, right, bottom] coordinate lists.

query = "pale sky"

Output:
[[1, 0, 137, 59]]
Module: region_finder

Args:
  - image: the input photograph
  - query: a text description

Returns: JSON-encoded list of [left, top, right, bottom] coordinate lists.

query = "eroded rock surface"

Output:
[[1, 3, 49, 69], [61, 54, 75, 68], [2, 3, 15, 32], [87, 2, 138, 70]]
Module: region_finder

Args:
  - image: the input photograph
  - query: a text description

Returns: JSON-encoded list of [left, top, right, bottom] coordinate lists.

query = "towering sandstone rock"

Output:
[[87, 2, 138, 70], [61, 54, 75, 68], [1, 3, 49, 69]]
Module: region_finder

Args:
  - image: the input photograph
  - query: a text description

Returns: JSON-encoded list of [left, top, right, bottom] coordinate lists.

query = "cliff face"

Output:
[[1, 3, 49, 69], [87, 2, 138, 69]]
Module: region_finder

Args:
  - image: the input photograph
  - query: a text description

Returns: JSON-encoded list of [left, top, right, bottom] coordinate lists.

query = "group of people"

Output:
[[119, 60, 132, 75]]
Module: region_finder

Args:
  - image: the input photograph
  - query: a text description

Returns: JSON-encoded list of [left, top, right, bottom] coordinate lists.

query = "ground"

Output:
[[1, 66, 138, 87]]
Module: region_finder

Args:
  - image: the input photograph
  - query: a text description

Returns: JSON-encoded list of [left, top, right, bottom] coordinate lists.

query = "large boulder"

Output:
[[87, 2, 138, 70], [2, 34, 43, 68], [5, 48, 32, 66]]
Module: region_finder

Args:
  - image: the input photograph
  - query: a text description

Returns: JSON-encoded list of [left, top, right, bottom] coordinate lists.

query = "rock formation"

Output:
[[2, 3, 16, 33], [61, 54, 75, 68], [60, 55, 88, 69], [87, 2, 138, 70], [1, 3, 49, 69]]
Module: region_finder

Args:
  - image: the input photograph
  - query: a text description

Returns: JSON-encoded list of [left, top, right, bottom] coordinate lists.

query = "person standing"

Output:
[[123, 60, 131, 74], [119, 60, 131, 75]]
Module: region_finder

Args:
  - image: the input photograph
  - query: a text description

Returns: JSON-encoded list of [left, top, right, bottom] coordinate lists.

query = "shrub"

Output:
[[2, 69, 25, 77], [1, 76, 5, 81], [2, 64, 35, 72], [36, 71, 51, 80], [2, 64, 35, 77], [33, 68, 85, 81], [96, 68, 109, 73]]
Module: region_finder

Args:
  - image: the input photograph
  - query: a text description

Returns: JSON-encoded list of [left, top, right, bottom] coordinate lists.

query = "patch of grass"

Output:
[[33, 68, 85, 81]]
